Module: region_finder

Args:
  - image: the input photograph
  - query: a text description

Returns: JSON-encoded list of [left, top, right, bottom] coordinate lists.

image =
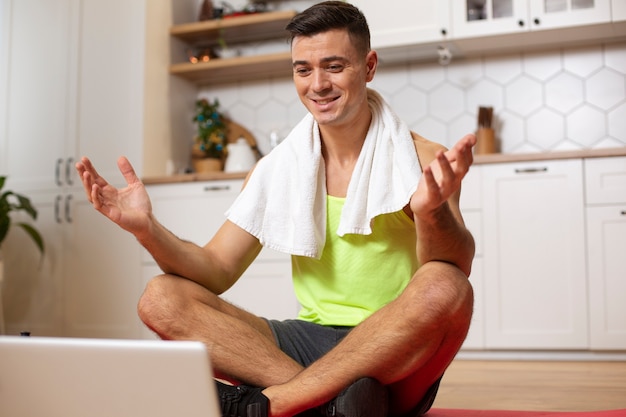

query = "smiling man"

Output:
[[76, 2, 476, 417]]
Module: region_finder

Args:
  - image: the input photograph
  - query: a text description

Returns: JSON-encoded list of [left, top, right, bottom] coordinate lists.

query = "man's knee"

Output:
[[137, 274, 187, 339], [408, 261, 474, 332]]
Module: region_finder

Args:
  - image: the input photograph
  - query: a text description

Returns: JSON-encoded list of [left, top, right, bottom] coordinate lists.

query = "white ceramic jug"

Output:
[[224, 137, 257, 173]]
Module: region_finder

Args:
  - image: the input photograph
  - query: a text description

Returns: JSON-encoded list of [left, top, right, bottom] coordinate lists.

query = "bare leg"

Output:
[[137, 274, 304, 386], [263, 261, 473, 416]]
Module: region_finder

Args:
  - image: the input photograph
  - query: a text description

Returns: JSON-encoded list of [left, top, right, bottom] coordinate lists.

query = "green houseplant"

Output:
[[191, 98, 227, 172], [0, 176, 44, 254]]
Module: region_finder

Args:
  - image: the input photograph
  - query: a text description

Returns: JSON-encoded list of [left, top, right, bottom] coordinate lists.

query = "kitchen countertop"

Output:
[[143, 147, 626, 185]]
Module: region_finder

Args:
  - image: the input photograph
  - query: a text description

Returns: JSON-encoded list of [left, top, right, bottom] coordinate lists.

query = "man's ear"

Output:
[[365, 50, 378, 81]]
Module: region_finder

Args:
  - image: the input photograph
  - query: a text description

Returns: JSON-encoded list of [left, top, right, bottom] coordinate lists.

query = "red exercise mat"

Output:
[[428, 409, 626, 417]]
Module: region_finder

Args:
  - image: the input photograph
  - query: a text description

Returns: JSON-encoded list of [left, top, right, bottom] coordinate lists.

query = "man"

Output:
[[76, 2, 476, 416]]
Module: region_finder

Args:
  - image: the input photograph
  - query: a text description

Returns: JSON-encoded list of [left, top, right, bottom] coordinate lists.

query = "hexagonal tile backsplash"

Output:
[[200, 42, 626, 156]]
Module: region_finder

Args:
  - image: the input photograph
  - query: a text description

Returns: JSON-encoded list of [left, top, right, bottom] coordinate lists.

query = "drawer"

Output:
[[584, 156, 626, 205]]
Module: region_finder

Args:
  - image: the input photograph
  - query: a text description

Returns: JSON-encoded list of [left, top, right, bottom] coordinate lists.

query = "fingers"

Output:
[[76, 157, 96, 202], [90, 183, 102, 210], [422, 165, 443, 204], [117, 156, 141, 186], [427, 133, 476, 202]]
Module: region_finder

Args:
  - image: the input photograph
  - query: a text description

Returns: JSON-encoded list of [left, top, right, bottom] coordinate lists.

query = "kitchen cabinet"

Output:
[[2, 191, 65, 336], [584, 157, 626, 349], [614, 0, 626, 21], [2, 190, 144, 338], [482, 159, 588, 349], [143, 180, 298, 334], [0, 0, 147, 338], [351, 0, 450, 49], [62, 192, 144, 338], [2, 0, 144, 191], [459, 166, 485, 350], [1, 0, 76, 190], [453, 0, 612, 39]]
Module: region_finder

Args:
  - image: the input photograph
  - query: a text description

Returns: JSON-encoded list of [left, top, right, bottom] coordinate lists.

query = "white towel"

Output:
[[226, 89, 422, 259]]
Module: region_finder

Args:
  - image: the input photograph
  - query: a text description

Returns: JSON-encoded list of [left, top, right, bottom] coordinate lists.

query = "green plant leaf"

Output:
[[15, 194, 38, 220], [0, 213, 9, 246], [16, 222, 45, 254]]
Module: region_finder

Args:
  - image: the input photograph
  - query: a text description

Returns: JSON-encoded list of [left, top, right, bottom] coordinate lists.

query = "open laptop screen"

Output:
[[0, 336, 220, 417]]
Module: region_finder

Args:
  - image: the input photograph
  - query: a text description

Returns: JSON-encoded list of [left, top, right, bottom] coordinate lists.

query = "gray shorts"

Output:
[[266, 319, 441, 416]]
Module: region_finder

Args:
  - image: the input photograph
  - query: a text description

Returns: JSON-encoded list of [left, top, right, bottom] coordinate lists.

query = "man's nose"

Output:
[[312, 69, 331, 92]]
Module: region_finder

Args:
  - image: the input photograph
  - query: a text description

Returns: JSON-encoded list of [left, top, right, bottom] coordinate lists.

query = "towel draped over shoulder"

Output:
[[226, 89, 422, 259]]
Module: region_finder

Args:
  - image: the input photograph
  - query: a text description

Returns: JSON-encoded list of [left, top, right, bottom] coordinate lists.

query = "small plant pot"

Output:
[[192, 157, 223, 173]]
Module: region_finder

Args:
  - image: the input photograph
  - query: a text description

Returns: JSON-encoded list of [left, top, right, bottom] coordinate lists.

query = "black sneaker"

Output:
[[216, 380, 269, 417], [321, 377, 388, 417]]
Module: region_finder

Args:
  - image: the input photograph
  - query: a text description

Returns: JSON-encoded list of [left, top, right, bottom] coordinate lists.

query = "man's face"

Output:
[[291, 29, 376, 128]]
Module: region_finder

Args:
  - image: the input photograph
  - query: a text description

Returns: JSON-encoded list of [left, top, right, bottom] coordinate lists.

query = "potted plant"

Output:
[[0, 176, 44, 334], [191, 98, 228, 172], [0, 176, 44, 254]]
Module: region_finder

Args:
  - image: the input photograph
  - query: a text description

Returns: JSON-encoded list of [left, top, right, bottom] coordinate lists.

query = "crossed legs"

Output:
[[137, 260, 473, 416]]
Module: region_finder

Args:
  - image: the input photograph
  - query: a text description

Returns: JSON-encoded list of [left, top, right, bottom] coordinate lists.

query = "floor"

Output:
[[433, 360, 626, 411]]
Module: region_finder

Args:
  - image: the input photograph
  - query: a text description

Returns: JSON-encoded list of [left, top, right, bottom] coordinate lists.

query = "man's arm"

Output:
[[410, 133, 477, 276], [76, 156, 261, 294]]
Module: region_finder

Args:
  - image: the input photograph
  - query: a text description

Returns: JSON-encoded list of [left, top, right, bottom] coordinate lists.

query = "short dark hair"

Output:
[[285, 1, 371, 56]]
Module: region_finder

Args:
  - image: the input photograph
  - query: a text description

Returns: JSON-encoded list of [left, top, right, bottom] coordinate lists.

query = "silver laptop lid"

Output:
[[0, 336, 220, 417]]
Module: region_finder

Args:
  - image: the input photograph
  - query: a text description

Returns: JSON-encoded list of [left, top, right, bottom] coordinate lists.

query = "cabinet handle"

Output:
[[440, 28, 447, 36], [55, 195, 63, 224], [65, 194, 73, 223], [621, 211, 626, 216], [518, 19, 525, 27], [204, 185, 230, 192], [55, 158, 64, 187], [533, 18, 540, 25], [514, 167, 548, 174], [65, 157, 74, 186]]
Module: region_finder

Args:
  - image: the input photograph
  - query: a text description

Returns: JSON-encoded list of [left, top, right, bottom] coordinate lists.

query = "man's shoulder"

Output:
[[410, 131, 447, 169]]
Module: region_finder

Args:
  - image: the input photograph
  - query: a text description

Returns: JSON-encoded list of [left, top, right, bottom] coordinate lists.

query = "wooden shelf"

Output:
[[169, 10, 296, 85], [170, 10, 296, 45], [169, 51, 292, 85]]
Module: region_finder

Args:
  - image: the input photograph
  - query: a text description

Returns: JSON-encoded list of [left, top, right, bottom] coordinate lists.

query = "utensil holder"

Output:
[[475, 127, 497, 155]]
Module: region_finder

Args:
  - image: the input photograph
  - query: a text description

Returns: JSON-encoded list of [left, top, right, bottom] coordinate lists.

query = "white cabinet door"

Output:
[[2, 0, 145, 191], [586, 206, 626, 349], [453, 0, 529, 37], [3, 0, 77, 190], [453, 0, 611, 38], [482, 159, 588, 349], [222, 261, 298, 320], [584, 157, 626, 206], [613, 0, 626, 21], [2, 191, 65, 336], [2, 187, 145, 340], [529, 0, 611, 29], [352, 0, 450, 48], [460, 166, 485, 349], [74, 0, 145, 185], [462, 257, 485, 349], [0, 0, 7, 174], [63, 191, 144, 339]]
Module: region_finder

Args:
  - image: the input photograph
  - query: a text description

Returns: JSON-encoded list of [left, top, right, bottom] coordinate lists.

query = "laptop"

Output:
[[0, 336, 221, 417]]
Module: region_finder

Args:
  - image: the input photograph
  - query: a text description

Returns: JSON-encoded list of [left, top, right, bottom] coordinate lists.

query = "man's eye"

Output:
[[327, 64, 343, 72], [294, 67, 311, 76]]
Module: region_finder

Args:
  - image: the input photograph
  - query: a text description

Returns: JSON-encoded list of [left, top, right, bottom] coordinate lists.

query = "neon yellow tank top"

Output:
[[292, 195, 419, 326]]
